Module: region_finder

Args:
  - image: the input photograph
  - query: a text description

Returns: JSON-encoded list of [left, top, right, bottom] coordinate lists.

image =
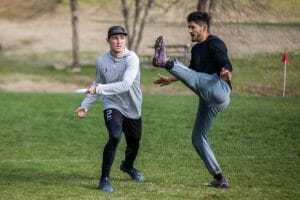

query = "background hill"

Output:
[[0, 0, 299, 96], [1, 0, 300, 57]]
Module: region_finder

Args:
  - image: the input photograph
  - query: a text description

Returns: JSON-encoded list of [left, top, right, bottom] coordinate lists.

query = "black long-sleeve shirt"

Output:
[[189, 35, 232, 88]]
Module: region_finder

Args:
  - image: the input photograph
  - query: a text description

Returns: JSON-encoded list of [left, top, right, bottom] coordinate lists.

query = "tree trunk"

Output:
[[120, 0, 177, 53], [120, 0, 154, 52], [134, 0, 153, 52], [121, 0, 131, 48], [197, 0, 217, 29], [197, 0, 208, 11], [208, 0, 217, 29], [70, 0, 80, 72], [130, 0, 141, 49]]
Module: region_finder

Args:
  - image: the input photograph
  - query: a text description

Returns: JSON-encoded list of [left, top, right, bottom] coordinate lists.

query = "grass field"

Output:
[[0, 92, 299, 199], [1, 1, 299, 199]]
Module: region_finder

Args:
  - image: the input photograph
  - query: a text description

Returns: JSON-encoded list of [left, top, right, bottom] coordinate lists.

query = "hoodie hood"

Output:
[[109, 48, 131, 62]]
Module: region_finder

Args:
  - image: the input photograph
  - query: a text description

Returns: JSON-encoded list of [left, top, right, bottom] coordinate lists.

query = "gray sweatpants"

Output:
[[169, 60, 231, 176]]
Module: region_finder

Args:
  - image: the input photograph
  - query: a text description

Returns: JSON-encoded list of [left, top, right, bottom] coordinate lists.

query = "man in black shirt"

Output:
[[152, 11, 232, 188]]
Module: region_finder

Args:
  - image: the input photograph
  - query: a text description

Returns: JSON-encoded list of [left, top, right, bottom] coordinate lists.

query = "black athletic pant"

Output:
[[101, 108, 142, 179]]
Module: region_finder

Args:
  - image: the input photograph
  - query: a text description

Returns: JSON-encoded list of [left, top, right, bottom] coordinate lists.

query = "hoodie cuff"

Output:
[[80, 105, 88, 112], [83, 107, 88, 112], [96, 84, 103, 94]]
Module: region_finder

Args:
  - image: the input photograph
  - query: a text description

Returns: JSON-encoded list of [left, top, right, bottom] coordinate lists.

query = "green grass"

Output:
[[231, 51, 300, 96], [0, 93, 299, 199]]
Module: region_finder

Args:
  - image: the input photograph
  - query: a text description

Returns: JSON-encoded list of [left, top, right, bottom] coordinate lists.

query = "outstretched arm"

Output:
[[77, 62, 103, 114]]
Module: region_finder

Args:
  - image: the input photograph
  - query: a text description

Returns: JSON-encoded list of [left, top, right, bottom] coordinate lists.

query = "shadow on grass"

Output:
[[0, 167, 164, 190], [0, 167, 96, 188]]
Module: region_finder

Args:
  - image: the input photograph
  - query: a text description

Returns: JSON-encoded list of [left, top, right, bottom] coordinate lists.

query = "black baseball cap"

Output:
[[108, 26, 127, 38]]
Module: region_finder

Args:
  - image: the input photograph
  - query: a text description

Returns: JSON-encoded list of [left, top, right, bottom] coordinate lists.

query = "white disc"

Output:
[[73, 88, 88, 94]]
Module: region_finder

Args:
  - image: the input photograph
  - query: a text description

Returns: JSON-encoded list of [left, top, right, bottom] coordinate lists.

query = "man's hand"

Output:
[[88, 85, 96, 94], [220, 67, 232, 81], [75, 106, 86, 118], [154, 73, 177, 86]]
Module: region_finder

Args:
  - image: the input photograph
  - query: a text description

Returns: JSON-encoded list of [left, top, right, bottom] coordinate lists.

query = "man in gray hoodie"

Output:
[[75, 26, 144, 192]]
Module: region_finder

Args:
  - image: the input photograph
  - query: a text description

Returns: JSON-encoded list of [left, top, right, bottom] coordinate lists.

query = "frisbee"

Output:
[[73, 88, 88, 94]]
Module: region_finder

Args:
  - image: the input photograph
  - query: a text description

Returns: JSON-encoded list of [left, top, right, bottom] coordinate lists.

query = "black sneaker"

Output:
[[120, 160, 145, 182]]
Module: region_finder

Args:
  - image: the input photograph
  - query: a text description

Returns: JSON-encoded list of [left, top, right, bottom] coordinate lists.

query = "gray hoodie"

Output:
[[81, 48, 142, 119]]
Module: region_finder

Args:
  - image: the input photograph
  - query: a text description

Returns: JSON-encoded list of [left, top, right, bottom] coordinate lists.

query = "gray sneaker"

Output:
[[98, 177, 114, 192], [206, 178, 229, 188], [152, 36, 167, 68], [120, 160, 145, 182]]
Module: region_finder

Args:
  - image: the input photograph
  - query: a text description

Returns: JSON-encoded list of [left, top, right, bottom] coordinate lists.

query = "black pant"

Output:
[[101, 108, 142, 179]]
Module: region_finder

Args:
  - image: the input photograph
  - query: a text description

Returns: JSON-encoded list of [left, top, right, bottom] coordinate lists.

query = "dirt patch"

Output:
[[1, 9, 299, 57], [0, 74, 80, 93], [0, 73, 193, 95], [0, 80, 78, 93]]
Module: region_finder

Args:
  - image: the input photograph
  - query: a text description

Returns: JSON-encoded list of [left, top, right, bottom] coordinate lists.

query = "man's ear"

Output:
[[203, 24, 208, 32]]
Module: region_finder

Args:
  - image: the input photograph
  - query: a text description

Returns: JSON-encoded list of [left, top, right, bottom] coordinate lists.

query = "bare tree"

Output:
[[197, 0, 217, 25], [208, 0, 217, 19], [70, 0, 80, 72], [197, 0, 272, 24], [120, 0, 182, 53], [121, 0, 154, 52], [197, 0, 208, 11], [197, 0, 217, 14]]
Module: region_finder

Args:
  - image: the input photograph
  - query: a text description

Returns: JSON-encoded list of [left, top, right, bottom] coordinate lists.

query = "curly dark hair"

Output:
[[187, 11, 210, 29]]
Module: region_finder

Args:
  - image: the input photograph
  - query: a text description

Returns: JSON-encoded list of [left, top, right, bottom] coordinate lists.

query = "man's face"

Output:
[[107, 34, 127, 54], [187, 21, 208, 43]]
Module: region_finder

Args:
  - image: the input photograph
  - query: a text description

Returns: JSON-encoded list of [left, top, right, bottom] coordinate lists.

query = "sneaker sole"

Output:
[[100, 188, 114, 192], [152, 36, 164, 66], [204, 182, 229, 189]]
